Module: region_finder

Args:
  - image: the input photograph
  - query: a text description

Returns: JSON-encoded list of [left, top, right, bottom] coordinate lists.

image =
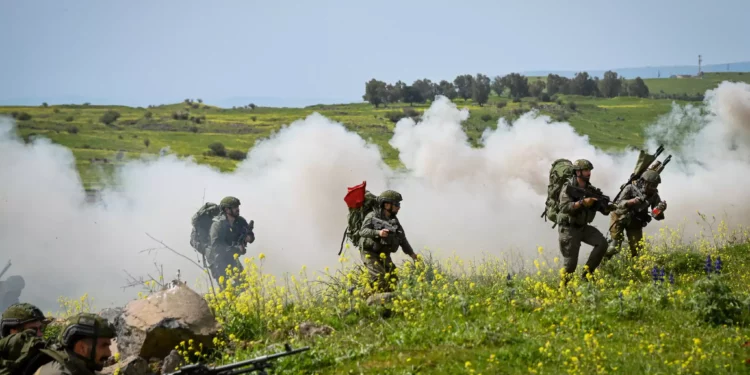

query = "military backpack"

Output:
[[0, 330, 54, 375], [190, 202, 222, 255], [338, 181, 379, 255], [540, 158, 574, 227]]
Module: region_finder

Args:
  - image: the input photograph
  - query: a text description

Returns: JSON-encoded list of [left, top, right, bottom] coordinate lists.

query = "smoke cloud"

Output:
[[2, 81, 749, 312]]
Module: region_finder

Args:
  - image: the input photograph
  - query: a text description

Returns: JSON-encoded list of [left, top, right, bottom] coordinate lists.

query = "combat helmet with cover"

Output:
[[0, 303, 53, 375], [190, 196, 241, 256], [540, 158, 575, 228], [377, 190, 402, 206], [640, 169, 661, 184], [1, 302, 49, 338]]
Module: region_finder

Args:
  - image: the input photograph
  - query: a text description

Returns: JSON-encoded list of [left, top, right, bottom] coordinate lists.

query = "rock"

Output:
[[296, 321, 334, 338], [99, 307, 124, 326], [366, 292, 395, 306], [101, 356, 150, 375], [115, 283, 220, 360], [161, 350, 183, 374]]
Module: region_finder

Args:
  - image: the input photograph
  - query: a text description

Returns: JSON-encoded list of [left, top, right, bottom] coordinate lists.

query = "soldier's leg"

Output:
[[360, 250, 388, 292], [581, 224, 608, 277], [605, 212, 625, 259], [626, 223, 644, 257], [558, 225, 582, 275], [383, 253, 398, 292]]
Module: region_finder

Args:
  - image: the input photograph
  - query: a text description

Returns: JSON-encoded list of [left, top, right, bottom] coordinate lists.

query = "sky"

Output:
[[1, 0, 749, 107]]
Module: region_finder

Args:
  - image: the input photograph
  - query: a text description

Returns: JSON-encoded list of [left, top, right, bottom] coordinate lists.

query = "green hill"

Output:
[[1, 73, 747, 189]]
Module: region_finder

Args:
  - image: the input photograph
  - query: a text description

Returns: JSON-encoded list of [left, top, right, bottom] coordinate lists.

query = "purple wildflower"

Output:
[[705, 254, 713, 275], [715, 256, 722, 274]]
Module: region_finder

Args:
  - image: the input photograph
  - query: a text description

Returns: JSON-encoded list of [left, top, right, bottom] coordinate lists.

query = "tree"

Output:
[[143, 138, 151, 148], [628, 77, 650, 98], [529, 80, 547, 97], [197, 98, 203, 104], [386, 81, 406, 103], [363, 79, 388, 108], [472, 74, 491, 106], [99, 110, 120, 125], [569, 72, 598, 96], [402, 86, 425, 105], [502, 73, 530, 98], [454, 74, 474, 100], [598, 71, 622, 98], [436, 80, 457, 100], [412, 79, 436, 102], [491, 76, 505, 97]]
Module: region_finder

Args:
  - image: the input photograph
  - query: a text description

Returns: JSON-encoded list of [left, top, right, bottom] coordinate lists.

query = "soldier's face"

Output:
[[578, 170, 591, 180], [226, 206, 240, 217]]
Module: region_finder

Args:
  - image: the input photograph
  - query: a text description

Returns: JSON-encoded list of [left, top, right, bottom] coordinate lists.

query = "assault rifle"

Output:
[[565, 184, 612, 214], [166, 343, 309, 375], [0, 260, 10, 280], [234, 220, 255, 251], [371, 217, 398, 233]]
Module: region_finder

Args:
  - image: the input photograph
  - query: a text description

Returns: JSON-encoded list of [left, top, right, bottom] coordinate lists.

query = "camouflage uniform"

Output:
[[358, 190, 415, 292], [0, 275, 25, 312], [0, 303, 52, 375], [206, 197, 253, 285], [556, 160, 612, 277], [33, 313, 116, 375], [607, 170, 666, 258]]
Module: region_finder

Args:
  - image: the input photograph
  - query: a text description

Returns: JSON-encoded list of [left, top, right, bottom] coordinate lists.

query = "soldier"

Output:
[[206, 196, 254, 286], [556, 159, 614, 280], [32, 312, 115, 375], [1, 302, 50, 338], [0, 275, 25, 312], [1, 303, 52, 374], [606, 169, 667, 258], [358, 190, 418, 293]]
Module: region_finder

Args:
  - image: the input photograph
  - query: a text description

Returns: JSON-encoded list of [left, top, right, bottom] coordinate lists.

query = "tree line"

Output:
[[363, 71, 651, 107]]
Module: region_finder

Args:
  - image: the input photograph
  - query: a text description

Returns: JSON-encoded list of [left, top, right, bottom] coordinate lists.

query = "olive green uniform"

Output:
[[206, 214, 251, 284], [608, 183, 665, 257], [358, 209, 415, 292], [33, 350, 96, 375], [556, 176, 611, 276]]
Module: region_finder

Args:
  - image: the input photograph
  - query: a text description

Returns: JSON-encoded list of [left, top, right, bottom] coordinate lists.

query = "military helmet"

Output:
[[378, 190, 403, 205], [4, 275, 25, 291], [640, 169, 661, 184], [572, 159, 594, 171], [219, 196, 241, 209], [58, 313, 116, 348], [0, 302, 51, 338]]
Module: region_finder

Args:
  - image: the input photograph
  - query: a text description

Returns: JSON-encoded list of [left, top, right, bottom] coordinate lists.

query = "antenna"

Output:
[[698, 55, 702, 76]]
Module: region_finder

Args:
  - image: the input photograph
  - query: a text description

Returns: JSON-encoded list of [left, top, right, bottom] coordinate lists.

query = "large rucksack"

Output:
[[190, 202, 222, 255], [540, 158, 574, 228], [338, 181, 379, 255]]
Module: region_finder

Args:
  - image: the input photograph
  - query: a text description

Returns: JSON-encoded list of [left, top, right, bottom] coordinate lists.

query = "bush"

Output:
[[99, 110, 120, 125], [65, 115, 74, 122], [17, 112, 32, 121], [568, 102, 577, 111], [144, 111, 153, 119], [689, 274, 747, 326], [67, 126, 79, 134], [208, 142, 226, 157], [143, 139, 150, 148], [228, 150, 247, 161], [495, 101, 507, 109], [386, 111, 406, 123], [481, 114, 492, 122], [172, 111, 189, 120]]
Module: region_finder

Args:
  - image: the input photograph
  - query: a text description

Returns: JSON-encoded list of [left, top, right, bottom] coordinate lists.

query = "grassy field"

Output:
[[2, 73, 748, 189], [53, 219, 750, 374]]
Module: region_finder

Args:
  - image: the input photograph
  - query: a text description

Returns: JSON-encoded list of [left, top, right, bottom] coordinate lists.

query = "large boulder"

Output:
[[101, 356, 150, 375], [114, 283, 219, 360]]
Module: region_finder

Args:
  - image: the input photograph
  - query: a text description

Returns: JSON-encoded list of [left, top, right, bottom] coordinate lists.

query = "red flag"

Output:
[[344, 181, 367, 209]]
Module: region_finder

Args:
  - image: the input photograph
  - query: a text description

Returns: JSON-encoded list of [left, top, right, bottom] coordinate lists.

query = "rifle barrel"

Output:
[[0, 260, 11, 280], [211, 347, 310, 373]]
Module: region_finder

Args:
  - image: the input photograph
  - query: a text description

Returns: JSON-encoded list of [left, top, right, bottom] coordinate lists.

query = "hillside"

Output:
[[1, 73, 748, 190]]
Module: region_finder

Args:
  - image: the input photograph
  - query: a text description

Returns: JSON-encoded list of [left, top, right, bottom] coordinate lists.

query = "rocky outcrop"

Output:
[[114, 283, 220, 360], [101, 356, 150, 375]]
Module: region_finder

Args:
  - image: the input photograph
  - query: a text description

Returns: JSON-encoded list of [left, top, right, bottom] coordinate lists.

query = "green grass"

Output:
[[2, 72, 747, 189], [140, 219, 750, 375], [644, 72, 750, 95]]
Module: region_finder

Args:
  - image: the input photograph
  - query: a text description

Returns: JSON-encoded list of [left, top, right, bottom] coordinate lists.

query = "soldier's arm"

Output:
[[397, 224, 416, 256], [651, 192, 666, 220], [358, 213, 380, 239], [558, 183, 582, 214], [208, 220, 229, 255], [616, 185, 636, 209]]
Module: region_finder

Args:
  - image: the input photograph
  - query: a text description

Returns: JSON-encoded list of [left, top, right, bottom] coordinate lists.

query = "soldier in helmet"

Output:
[[556, 159, 614, 280], [207, 196, 254, 286], [32, 312, 115, 375], [0, 303, 52, 374], [1, 303, 50, 338], [358, 190, 418, 293], [0, 275, 26, 312], [606, 169, 667, 258]]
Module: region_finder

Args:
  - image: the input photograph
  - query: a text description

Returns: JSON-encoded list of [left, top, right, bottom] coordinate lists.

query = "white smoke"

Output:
[[2, 81, 750, 312]]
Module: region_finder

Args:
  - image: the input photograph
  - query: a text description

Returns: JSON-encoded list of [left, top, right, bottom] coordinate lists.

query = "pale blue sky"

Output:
[[1, 0, 748, 107]]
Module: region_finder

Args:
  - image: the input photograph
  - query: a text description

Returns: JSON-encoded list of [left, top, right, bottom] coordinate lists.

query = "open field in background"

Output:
[[2, 72, 749, 189]]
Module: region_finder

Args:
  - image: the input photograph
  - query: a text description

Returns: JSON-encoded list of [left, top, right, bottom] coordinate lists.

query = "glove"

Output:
[[657, 201, 667, 211]]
